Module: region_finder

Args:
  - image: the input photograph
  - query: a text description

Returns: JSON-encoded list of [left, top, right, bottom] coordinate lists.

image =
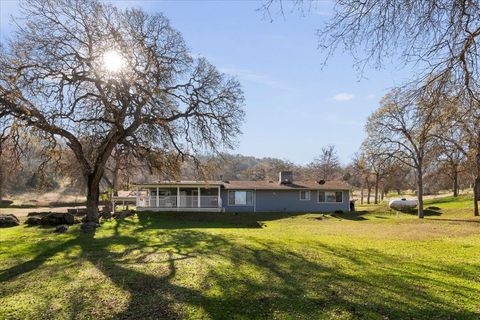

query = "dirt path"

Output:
[[0, 206, 84, 217]]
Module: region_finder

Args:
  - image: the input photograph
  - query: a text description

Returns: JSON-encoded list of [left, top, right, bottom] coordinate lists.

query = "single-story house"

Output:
[[133, 171, 351, 213]]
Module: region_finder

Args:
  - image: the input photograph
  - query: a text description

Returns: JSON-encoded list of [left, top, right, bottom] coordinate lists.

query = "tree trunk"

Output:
[[112, 165, 119, 196], [474, 176, 479, 217], [417, 167, 424, 219], [0, 147, 3, 201], [452, 164, 458, 197], [0, 166, 3, 202], [85, 174, 101, 223], [381, 187, 385, 201], [367, 186, 371, 204], [360, 184, 364, 205], [475, 136, 480, 216], [374, 173, 379, 204]]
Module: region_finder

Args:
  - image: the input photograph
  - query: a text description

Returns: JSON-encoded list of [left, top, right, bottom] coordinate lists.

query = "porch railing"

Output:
[[138, 196, 219, 208]]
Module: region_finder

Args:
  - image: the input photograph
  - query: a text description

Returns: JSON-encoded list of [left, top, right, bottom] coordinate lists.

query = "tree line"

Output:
[[261, 0, 480, 218], [355, 85, 478, 217]]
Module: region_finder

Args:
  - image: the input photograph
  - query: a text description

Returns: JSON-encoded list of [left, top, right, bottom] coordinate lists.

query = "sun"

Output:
[[102, 50, 125, 73]]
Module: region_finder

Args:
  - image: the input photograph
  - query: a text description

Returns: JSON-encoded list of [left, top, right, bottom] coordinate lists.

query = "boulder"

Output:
[[25, 216, 43, 226], [76, 208, 87, 215], [81, 222, 100, 232], [55, 225, 68, 233], [0, 200, 14, 207], [114, 210, 135, 220], [27, 211, 51, 217], [40, 212, 75, 226], [63, 213, 75, 225], [100, 210, 112, 220], [0, 214, 20, 227]]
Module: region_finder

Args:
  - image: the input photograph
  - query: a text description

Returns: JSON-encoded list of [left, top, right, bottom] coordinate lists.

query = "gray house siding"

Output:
[[221, 189, 350, 213]]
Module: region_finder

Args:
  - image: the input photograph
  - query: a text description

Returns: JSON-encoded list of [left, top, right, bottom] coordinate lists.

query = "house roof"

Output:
[[132, 181, 224, 187], [133, 180, 351, 190], [222, 180, 351, 190]]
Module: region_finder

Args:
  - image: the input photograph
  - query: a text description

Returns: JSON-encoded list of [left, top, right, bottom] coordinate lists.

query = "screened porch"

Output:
[[136, 184, 222, 212]]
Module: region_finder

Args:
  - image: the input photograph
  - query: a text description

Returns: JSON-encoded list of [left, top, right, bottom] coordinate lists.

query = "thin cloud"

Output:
[[333, 93, 354, 101], [366, 93, 376, 99]]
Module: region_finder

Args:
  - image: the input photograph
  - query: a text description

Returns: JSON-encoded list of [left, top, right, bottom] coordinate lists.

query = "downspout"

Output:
[[218, 186, 222, 213]]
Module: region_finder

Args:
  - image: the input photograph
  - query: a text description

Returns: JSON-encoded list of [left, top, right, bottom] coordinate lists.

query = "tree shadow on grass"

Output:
[[393, 207, 443, 217], [426, 218, 480, 224], [0, 239, 77, 283], [328, 211, 369, 221], [134, 211, 312, 231], [1, 219, 479, 319]]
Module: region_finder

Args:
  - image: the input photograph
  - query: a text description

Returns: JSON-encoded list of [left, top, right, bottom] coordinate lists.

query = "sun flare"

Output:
[[102, 50, 125, 73]]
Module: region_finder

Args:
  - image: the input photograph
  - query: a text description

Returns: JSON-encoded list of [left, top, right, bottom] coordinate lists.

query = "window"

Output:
[[335, 191, 343, 203], [299, 190, 310, 200], [228, 191, 253, 206], [318, 191, 343, 203]]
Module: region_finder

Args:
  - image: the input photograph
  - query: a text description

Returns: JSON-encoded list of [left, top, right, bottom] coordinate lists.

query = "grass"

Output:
[[1, 197, 480, 319]]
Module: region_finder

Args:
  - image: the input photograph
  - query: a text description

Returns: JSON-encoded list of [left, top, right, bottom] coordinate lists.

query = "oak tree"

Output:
[[0, 0, 245, 225]]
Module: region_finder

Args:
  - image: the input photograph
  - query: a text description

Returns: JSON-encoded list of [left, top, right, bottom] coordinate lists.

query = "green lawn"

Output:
[[1, 197, 480, 319]]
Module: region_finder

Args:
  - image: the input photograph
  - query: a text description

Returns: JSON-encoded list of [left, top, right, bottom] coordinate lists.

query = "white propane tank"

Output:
[[389, 198, 418, 210]]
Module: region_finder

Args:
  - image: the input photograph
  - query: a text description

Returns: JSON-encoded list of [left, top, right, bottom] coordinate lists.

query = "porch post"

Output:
[[218, 186, 221, 209], [156, 187, 159, 208], [198, 187, 201, 208], [177, 187, 180, 209], [135, 186, 139, 208]]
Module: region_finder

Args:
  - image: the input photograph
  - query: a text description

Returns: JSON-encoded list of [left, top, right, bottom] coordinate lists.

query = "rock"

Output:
[[0, 200, 13, 207], [40, 212, 75, 226], [81, 222, 100, 232], [114, 210, 135, 220], [76, 208, 87, 215], [63, 213, 75, 225], [55, 224, 68, 233], [0, 214, 20, 227], [100, 210, 112, 220], [27, 211, 51, 217], [25, 216, 43, 226]]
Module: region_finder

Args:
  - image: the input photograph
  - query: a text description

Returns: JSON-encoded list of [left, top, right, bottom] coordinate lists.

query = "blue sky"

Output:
[[0, 0, 411, 165]]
